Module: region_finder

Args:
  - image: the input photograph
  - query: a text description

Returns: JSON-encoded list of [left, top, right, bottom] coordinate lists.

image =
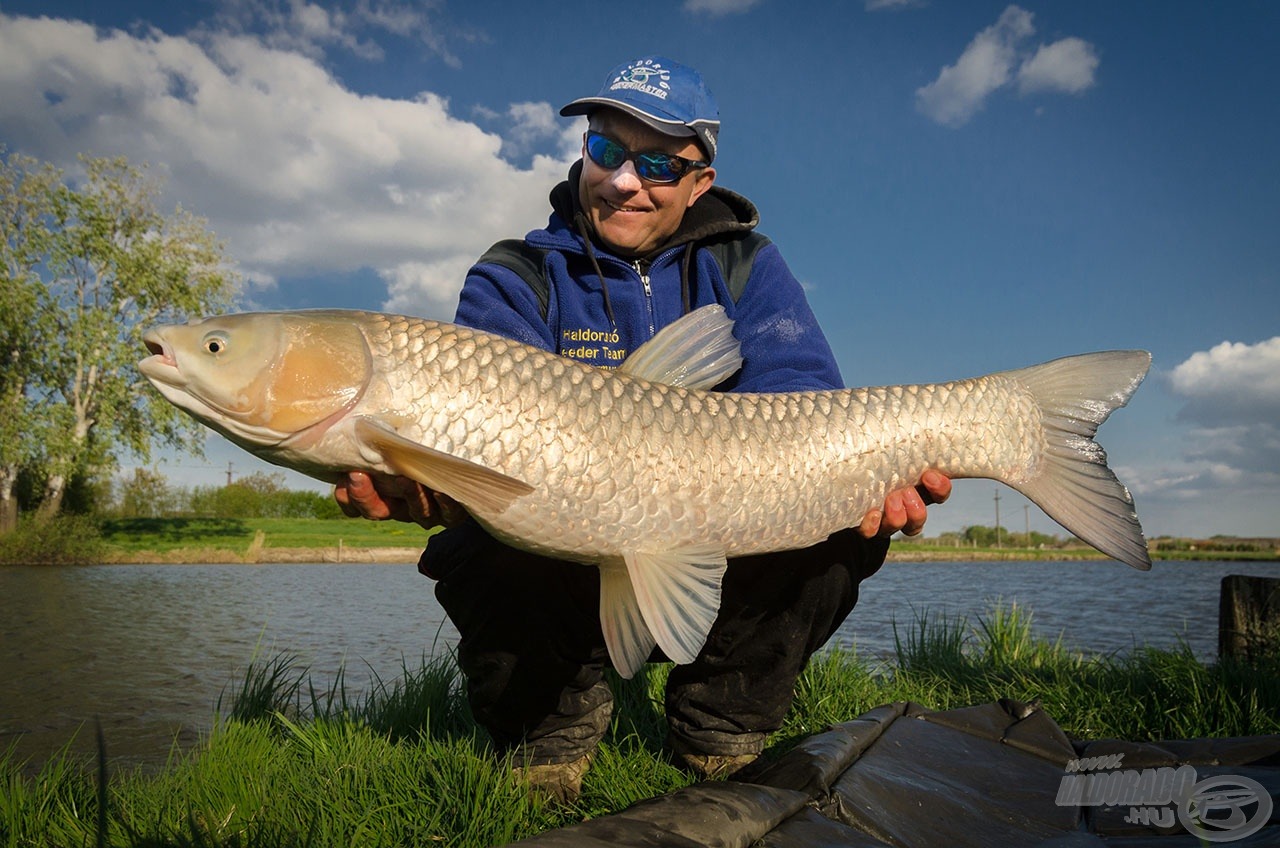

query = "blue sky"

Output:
[[1, 1, 1277, 540]]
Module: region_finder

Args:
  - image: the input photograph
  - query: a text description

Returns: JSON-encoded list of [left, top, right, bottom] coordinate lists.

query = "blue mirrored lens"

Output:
[[587, 133, 626, 168], [636, 153, 681, 182], [585, 132, 686, 184]]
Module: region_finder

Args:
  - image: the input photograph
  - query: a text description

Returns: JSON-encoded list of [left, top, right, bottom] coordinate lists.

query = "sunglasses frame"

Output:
[[584, 131, 709, 185]]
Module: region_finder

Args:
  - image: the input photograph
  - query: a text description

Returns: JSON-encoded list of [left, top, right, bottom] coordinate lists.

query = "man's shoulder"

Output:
[[475, 238, 553, 320], [702, 231, 773, 303], [477, 238, 548, 274]]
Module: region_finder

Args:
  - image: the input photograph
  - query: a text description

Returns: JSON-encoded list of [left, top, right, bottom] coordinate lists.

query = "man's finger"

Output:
[[917, 469, 952, 505], [858, 508, 883, 539]]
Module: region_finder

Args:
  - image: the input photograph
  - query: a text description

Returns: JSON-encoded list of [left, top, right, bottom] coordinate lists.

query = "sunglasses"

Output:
[[585, 131, 709, 184]]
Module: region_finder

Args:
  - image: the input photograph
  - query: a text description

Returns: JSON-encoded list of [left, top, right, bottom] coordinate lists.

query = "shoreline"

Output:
[[103, 546, 427, 564], [94, 547, 1279, 565]]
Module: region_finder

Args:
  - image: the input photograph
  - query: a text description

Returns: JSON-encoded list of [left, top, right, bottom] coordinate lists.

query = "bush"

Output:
[[0, 515, 104, 564], [187, 472, 341, 519]]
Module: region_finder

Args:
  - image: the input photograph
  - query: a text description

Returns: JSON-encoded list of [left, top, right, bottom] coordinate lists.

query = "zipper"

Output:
[[634, 260, 655, 338]]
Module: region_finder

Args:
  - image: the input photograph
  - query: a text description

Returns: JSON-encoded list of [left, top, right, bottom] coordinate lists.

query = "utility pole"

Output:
[[1024, 505, 1031, 548], [994, 489, 1002, 549], [226, 462, 234, 486]]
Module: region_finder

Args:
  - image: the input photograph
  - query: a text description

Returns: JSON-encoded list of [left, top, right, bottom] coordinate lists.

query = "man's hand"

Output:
[[334, 471, 468, 530], [858, 469, 952, 539]]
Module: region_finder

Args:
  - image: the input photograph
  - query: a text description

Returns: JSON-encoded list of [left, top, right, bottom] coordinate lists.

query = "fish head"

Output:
[[139, 312, 372, 448]]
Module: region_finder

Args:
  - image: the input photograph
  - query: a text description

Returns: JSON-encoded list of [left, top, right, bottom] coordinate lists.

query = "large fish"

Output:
[[139, 305, 1151, 677]]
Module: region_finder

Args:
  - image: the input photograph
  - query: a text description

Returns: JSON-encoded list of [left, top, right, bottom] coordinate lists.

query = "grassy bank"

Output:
[[97, 517, 436, 563], [3, 515, 1266, 564], [4, 604, 1277, 847]]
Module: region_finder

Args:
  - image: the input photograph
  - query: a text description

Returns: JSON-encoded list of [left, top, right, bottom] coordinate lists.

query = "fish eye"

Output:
[[203, 335, 228, 355]]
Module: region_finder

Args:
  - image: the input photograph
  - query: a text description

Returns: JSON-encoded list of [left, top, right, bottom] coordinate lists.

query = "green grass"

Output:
[[97, 517, 434, 558], [4, 603, 1278, 847], [86, 518, 1280, 563]]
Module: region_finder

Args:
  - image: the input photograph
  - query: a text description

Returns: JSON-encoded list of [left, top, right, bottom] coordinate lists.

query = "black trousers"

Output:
[[421, 522, 889, 766]]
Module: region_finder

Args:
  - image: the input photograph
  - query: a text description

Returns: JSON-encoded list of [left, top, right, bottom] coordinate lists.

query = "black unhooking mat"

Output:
[[509, 700, 1280, 847]]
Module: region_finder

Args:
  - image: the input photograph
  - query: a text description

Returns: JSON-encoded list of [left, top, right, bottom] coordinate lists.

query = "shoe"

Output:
[[677, 751, 758, 780], [513, 753, 593, 805]]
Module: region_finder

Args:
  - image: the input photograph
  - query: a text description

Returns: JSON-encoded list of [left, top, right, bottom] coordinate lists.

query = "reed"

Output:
[[3, 602, 1277, 847]]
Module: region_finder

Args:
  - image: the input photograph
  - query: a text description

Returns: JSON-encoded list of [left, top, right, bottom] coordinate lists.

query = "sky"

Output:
[[1, 0, 1277, 540]]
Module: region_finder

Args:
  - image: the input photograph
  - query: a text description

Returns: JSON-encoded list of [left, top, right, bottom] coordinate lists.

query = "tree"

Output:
[[0, 153, 59, 533], [117, 467, 181, 518], [0, 151, 238, 528], [962, 524, 1000, 547]]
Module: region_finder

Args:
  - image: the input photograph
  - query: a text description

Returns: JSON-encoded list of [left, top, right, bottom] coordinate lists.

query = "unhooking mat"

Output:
[[510, 699, 1280, 847]]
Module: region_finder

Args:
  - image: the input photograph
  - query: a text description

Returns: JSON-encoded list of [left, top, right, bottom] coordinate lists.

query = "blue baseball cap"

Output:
[[560, 56, 720, 162]]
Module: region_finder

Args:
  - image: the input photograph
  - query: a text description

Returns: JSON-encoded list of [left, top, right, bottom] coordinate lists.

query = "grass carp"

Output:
[[139, 305, 1150, 677]]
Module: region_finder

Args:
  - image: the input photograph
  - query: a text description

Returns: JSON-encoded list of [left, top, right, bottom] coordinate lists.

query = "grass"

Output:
[[3, 603, 1278, 846], [94, 519, 1278, 563], [96, 517, 434, 560]]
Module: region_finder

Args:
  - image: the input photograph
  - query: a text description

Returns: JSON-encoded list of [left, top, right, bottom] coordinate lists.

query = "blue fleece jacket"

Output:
[[453, 162, 843, 394]]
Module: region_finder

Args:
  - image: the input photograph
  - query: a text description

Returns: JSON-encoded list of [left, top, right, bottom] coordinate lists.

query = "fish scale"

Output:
[[361, 317, 1051, 564], [139, 304, 1150, 677]]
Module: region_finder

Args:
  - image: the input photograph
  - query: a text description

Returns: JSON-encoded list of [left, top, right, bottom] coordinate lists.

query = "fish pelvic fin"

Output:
[[618, 304, 743, 389], [599, 560, 657, 679], [1006, 351, 1153, 570], [609, 546, 727, 677], [353, 417, 534, 515]]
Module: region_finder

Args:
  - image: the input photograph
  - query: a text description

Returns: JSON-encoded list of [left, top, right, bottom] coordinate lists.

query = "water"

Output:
[[2, 559, 1276, 772]]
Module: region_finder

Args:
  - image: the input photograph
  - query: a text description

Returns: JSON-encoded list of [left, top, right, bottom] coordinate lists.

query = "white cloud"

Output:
[[915, 6, 1033, 127], [1155, 337, 1280, 480], [207, 0, 463, 66], [1017, 37, 1099, 95], [1169, 337, 1280, 424], [499, 101, 582, 161], [381, 255, 478, 317], [915, 5, 1098, 127], [682, 0, 765, 16], [0, 12, 574, 318], [865, 0, 925, 11]]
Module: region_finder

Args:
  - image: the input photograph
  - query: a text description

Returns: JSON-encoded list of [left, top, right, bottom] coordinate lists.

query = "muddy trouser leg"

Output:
[[664, 529, 890, 759], [423, 523, 612, 767]]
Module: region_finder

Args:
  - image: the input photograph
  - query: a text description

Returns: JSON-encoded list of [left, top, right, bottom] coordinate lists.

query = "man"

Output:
[[337, 56, 950, 802]]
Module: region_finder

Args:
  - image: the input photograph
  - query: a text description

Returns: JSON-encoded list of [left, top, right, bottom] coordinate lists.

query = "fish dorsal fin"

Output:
[[353, 417, 534, 515], [613, 546, 727, 676], [618, 304, 743, 389], [598, 560, 657, 678]]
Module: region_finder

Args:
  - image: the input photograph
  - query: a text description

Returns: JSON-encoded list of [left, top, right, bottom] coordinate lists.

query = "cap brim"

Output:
[[559, 97, 696, 137]]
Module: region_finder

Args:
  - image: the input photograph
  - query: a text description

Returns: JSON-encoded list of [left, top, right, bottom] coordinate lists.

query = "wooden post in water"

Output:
[[1219, 574, 1280, 661]]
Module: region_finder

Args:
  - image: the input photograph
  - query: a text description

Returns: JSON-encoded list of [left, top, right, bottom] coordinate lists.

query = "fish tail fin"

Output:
[[1005, 351, 1153, 570]]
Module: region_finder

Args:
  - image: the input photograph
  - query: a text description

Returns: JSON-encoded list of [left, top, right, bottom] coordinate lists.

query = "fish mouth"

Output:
[[143, 335, 174, 364], [139, 333, 177, 376], [139, 331, 181, 385]]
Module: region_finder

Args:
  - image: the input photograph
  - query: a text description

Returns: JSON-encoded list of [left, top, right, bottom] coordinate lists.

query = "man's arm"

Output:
[[718, 242, 845, 393]]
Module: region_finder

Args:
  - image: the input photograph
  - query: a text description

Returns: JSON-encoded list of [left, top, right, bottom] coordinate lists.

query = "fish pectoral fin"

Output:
[[599, 560, 656, 679], [622, 546, 727, 669], [353, 417, 534, 515], [618, 304, 743, 389]]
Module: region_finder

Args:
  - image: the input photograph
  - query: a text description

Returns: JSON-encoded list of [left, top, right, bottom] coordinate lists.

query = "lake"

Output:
[[2, 558, 1276, 773]]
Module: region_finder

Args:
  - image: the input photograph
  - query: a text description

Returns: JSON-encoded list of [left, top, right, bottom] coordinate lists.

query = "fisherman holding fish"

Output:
[[335, 56, 951, 802]]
